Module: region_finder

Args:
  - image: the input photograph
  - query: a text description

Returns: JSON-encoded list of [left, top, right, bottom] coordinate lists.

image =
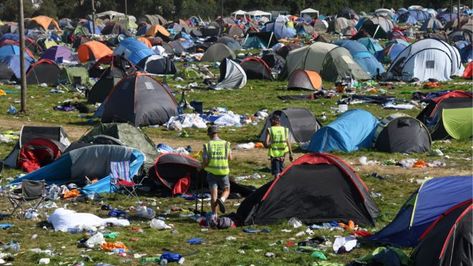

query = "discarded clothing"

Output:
[[48, 208, 130, 232]]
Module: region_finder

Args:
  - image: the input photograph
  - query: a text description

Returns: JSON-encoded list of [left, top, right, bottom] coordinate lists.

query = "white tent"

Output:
[[232, 10, 247, 18], [213, 58, 247, 90], [247, 10, 272, 20], [300, 8, 320, 18]]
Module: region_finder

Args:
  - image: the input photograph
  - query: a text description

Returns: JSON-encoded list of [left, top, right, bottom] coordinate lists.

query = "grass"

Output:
[[0, 66, 471, 265]]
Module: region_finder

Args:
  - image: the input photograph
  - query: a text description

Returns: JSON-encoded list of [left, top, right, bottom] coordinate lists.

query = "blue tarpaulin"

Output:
[[114, 37, 156, 65]]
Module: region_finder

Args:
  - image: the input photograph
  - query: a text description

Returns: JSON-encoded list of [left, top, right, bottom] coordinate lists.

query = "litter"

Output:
[[333, 236, 357, 253], [311, 250, 327, 260], [38, 258, 50, 264], [0, 224, 13, 230], [288, 217, 303, 228], [100, 242, 128, 252], [236, 142, 255, 150], [160, 252, 184, 264], [187, 238, 203, 245], [358, 156, 379, 166], [265, 252, 275, 258], [150, 219, 172, 230], [85, 232, 105, 248], [135, 206, 156, 220], [226, 236, 236, 241], [48, 208, 130, 232]]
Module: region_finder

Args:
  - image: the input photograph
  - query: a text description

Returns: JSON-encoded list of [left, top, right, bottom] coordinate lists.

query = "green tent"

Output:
[[442, 108, 473, 140], [59, 66, 90, 85], [286, 42, 370, 82]]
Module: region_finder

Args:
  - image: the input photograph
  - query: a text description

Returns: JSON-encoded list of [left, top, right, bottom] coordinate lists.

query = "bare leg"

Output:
[[221, 187, 230, 201], [210, 186, 218, 216]]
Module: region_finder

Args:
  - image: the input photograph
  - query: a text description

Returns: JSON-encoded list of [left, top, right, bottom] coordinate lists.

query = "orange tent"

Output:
[[145, 24, 170, 38], [31, 16, 61, 31], [77, 41, 112, 63], [287, 69, 322, 90], [137, 37, 152, 48]]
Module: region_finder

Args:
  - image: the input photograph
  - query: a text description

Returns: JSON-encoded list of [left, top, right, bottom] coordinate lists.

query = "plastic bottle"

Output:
[[141, 257, 160, 264]]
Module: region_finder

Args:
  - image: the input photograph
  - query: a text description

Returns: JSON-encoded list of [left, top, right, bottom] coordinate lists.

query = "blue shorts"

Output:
[[271, 157, 285, 176], [207, 173, 230, 190]]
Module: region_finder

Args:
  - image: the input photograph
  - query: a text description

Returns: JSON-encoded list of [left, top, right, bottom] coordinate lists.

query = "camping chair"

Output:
[[7, 180, 46, 217], [110, 161, 143, 198]]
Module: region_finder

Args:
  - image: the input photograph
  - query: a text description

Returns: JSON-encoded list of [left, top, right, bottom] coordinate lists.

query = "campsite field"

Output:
[[0, 74, 471, 265]]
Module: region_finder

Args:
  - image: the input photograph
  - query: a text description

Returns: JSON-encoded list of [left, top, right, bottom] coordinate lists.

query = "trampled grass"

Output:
[[0, 68, 471, 265]]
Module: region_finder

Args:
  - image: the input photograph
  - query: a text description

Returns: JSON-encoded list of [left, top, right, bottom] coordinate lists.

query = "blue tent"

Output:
[[0, 55, 31, 79], [113, 37, 156, 65], [0, 45, 34, 63], [369, 176, 473, 247], [398, 10, 430, 24], [385, 39, 409, 62], [334, 40, 385, 77], [0, 33, 20, 42], [455, 40, 473, 63], [10, 145, 145, 195], [307, 109, 378, 153], [86, 20, 101, 35], [357, 37, 384, 62]]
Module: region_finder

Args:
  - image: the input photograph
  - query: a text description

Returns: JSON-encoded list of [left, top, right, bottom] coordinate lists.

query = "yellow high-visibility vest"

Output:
[[204, 140, 230, 175]]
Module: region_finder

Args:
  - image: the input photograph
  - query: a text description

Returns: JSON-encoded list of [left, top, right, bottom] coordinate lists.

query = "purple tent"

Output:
[[40, 46, 73, 63], [0, 55, 31, 80]]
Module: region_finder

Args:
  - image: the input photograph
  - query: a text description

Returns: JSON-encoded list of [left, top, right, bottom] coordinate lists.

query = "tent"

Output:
[[58, 66, 89, 86], [240, 57, 272, 80], [3, 126, 70, 168], [454, 40, 473, 63], [383, 39, 409, 63], [10, 145, 145, 195], [261, 51, 286, 79], [385, 39, 463, 82], [236, 153, 379, 226], [212, 58, 247, 90], [411, 200, 472, 266], [356, 16, 395, 39], [137, 36, 152, 48], [334, 40, 385, 78], [101, 22, 130, 36], [374, 114, 431, 153], [26, 59, 61, 86], [101, 72, 178, 126], [313, 19, 328, 32], [329, 17, 356, 35], [464, 61, 473, 79], [397, 10, 430, 24], [300, 8, 319, 18], [137, 55, 177, 75], [30, 16, 61, 31], [0, 45, 34, 62], [356, 37, 384, 62], [40, 46, 73, 63], [226, 26, 244, 38], [201, 43, 235, 62], [286, 42, 370, 82], [0, 55, 30, 80], [421, 17, 444, 32], [259, 108, 321, 143], [217, 36, 241, 51], [18, 138, 65, 173], [337, 8, 358, 19], [113, 37, 156, 65], [145, 24, 171, 39], [77, 41, 112, 63], [242, 32, 277, 49], [87, 64, 127, 104], [143, 15, 168, 26], [416, 91, 472, 140], [368, 176, 473, 247], [307, 109, 378, 153], [287, 69, 322, 90]]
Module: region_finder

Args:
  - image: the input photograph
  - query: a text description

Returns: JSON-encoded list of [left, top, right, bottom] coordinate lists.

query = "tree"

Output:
[[33, 0, 57, 18], [0, 0, 34, 21]]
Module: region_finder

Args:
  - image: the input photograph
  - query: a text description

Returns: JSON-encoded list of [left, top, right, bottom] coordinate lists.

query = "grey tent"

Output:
[[101, 72, 178, 126], [286, 42, 370, 82], [201, 43, 236, 62], [3, 125, 70, 168], [87, 66, 126, 104], [212, 58, 247, 90], [259, 108, 322, 143], [373, 114, 431, 153]]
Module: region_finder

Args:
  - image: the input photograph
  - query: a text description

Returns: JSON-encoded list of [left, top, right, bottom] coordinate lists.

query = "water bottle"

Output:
[[141, 257, 160, 263]]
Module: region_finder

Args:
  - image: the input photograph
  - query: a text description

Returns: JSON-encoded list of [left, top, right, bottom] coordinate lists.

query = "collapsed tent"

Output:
[[287, 69, 322, 90], [368, 175, 473, 247], [201, 43, 235, 62], [77, 41, 113, 63], [240, 57, 272, 80], [148, 153, 255, 197], [101, 72, 178, 126], [374, 114, 431, 153], [307, 109, 378, 153], [416, 91, 473, 140], [236, 153, 379, 226], [385, 38, 463, 82], [334, 40, 385, 78], [259, 108, 322, 143], [26, 59, 61, 86], [113, 37, 155, 65], [18, 138, 65, 173], [212, 58, 247, 90], [410, 200, 473, 266], [3, 126, 70, 168], [286, 42, 370, 82], [137, 55, 177, 75], [11, 145, 145, 195]]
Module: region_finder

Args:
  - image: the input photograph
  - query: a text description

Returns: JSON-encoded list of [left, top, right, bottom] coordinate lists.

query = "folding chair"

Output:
[[8, 180, 46, 217], [110, 161, 143, 198]]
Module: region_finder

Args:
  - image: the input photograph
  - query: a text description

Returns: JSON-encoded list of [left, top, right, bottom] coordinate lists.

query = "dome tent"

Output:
[[334, 39, 385, 78], [212, 58, 247, 90], [374, 113, 431, 153], [101, 72, 178, 127], [259, 108, 322, 144], [287, 69, 322, 91], [201, 43, 235, 62], [236, 153, 379, 226]]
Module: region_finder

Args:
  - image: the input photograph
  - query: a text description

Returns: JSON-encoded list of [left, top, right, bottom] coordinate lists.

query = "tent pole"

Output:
[[91, 0, 96, 36], [268, 32, 274, 49], [18, 0, 27, 113], [373, 25, 380, 39]]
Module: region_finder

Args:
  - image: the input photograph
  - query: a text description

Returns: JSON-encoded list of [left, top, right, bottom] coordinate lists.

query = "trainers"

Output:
[[216, 198, 226, 214]]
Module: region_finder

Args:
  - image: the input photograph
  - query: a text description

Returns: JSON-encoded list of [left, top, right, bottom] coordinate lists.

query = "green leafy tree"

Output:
[[0, 0, 34, 21]]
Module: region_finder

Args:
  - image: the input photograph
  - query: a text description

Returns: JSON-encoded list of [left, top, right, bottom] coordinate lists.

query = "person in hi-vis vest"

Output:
[[202, 125, 232, 217], [265, 115, 293, 178]]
